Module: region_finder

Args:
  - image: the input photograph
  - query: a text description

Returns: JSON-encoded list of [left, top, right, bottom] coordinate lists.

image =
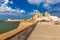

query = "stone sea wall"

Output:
[[6, 22, 37, 40]]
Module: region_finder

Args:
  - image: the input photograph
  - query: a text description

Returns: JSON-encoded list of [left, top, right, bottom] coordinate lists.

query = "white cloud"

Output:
[[43, 3, 51, 10], [27, 0, 60, 14], [28, 10, 39, 15], [19, 10, 26, 13], [0, 6, 26, 13], [27, 0, 60, 9], [0, 6, 14, 12], [1, 0, 8, 7], [27, 0, 60, 5], [28, 12, 34, 15], [27, 0, 44, 5], [9, 1, 13, 4], [44, 0, 60, 9], [0, 0, 26, 15], [46, 0, 60, 4]]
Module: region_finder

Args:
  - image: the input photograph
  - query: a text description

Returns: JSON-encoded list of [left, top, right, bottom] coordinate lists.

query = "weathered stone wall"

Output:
[[8, 22, 37, 40]]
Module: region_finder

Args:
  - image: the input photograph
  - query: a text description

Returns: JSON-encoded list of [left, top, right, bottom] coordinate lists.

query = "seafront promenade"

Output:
[[27, 22, 60, 40], [0, 12, 60, 40]]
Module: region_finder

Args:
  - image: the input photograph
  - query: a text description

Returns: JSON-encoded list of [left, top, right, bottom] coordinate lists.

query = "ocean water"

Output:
[[0, 20, 20, 34]]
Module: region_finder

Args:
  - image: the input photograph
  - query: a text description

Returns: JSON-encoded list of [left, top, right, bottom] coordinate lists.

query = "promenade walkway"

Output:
[[27, 22, 60, 40]]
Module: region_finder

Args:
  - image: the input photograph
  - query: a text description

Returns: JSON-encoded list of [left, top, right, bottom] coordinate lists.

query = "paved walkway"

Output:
[[27, 22, 60, 40]]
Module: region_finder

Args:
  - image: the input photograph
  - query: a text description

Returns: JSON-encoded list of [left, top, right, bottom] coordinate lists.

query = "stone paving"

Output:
[[27, 22, 60, 40]]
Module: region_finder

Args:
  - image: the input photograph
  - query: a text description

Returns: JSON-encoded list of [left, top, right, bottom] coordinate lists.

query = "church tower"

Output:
[[31, 10, 43, 22]]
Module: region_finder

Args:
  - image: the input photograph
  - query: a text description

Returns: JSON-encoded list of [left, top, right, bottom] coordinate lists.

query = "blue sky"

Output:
[[0, 0, 60, 20]]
